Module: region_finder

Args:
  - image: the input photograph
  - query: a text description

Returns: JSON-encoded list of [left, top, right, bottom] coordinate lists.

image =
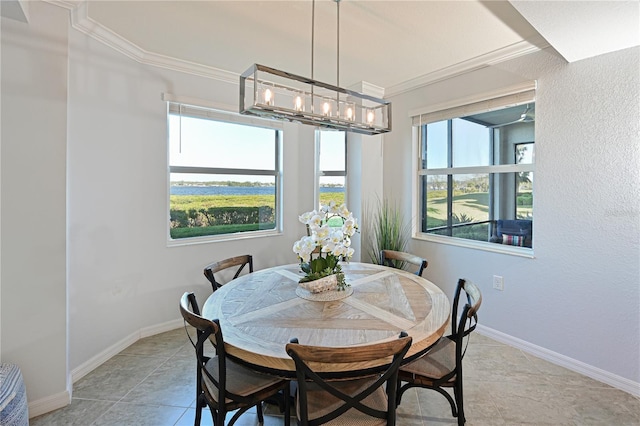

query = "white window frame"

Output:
[[410, 82, 536, 257], [166, 99, 283, 246], [314, 129, 347, 209]]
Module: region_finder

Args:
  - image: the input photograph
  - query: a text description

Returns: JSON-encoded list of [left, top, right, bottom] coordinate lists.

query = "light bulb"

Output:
[[322, 101, 331, 116], [366, 109, 375, 125], [345, 103, 355, 121], [294, 94, 304, 112], [264, 88, 273, 106]]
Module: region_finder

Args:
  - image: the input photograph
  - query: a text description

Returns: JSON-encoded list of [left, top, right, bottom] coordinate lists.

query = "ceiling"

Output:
[[5, 1, 639, 95], [81, 0, 546, 94]]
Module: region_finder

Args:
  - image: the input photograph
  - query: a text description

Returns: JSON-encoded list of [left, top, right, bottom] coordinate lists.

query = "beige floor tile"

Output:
[[120, 328, 190, 358], [464, 343, 548, 385], [72, 354, 162, 401], [562, 385, 640, 425], [29, 398, 115, 426], [396, 387, 425, 426], [92, 402, 187, 426], [30, 327, 639, 426], [485, 381, 580, 425], [120, 355, 195, 408]]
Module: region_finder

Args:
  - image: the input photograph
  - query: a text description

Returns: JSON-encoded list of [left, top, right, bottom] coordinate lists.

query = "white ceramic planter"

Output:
[[298, 274, 338, 293]]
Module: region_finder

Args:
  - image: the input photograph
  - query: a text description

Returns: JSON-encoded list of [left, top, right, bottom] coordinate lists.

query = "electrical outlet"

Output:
[[493, 275, 504, 291]]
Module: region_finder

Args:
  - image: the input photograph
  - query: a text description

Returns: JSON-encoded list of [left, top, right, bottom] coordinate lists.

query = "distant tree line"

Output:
[[170, 206, 274, 229]]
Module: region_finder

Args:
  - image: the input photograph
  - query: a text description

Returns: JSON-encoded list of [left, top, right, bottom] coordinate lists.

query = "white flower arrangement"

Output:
[[293, 202, 359, 291]]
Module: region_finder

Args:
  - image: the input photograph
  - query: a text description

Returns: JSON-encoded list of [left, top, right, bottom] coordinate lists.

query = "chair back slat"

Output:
[[380, 249, 428, 277], [462, 280, 482, 318], [287, 333, 412, 426], [203, 254, 253, 292]]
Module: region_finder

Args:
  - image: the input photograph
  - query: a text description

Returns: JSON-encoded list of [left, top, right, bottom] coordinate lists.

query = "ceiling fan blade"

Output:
[[490, 118, 524, 128], [491, 114, 534, 128]]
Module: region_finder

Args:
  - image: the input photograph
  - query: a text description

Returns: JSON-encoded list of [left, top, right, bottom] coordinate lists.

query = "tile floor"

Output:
[[31, 328, 640, 425]]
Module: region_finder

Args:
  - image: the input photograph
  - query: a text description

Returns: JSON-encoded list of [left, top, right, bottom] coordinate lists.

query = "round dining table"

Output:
[[202, 262, 450, 377]]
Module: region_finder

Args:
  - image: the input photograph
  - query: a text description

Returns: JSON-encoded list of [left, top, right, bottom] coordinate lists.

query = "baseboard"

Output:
[[30, 319, 183, 418], [70, 318, 183, 384], [476, 325, 640, 397], [28, 389, 70, 419], [140, 318, 183, 339]]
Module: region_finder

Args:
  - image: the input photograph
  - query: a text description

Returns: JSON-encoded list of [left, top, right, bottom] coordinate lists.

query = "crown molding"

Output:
[[48, 1, 547, 96], [68, 1, 238, 84], [385, 35, 549, 98]]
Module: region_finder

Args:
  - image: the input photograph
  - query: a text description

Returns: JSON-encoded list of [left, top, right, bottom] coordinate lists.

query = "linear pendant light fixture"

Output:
[[239, 0, 391, 135]]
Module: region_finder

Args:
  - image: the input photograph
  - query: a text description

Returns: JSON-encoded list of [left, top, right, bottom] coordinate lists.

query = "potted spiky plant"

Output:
[[365, 198, 410, 267]]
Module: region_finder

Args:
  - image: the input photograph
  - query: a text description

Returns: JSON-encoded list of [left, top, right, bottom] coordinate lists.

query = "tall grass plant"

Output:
[[365, 198, 410, 265]]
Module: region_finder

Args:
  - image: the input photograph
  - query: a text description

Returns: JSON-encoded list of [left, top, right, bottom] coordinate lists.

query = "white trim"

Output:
[[46, 1, 548, 96], [28, 389, 71, 419], [69, 2, 237, 83], [413, 233, 534, 258], [163, 94, 284, 130], [476, 325, 640, 397], [387, 36, 547, 97], [419, 163, 534, 176], [70, 319, 182, 384], [161, 93, 236, 116], [167, 229, 283, 248], [409, 81, 536, 121]]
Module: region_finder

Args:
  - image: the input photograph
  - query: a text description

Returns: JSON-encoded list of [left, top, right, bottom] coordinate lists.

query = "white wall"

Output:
[[384, 47, 640, 388], [65, 27, 317, 371], [2, 1, 638, 415], [1, 0, 69, 407], [1, 1, 385, 414]]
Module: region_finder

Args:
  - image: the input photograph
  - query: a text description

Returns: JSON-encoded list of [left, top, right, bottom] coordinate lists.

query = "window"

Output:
[[415, 96, 535, 251], [168, 103, 282, 241], [316, 130, 346, 209]]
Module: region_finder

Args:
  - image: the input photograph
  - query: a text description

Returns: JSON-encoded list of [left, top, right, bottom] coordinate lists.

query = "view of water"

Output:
[[170, 186, 344, 196]]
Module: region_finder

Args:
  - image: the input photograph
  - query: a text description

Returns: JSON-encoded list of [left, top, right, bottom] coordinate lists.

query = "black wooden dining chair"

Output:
[[286, 332, 412, 426], [180, 292, 289, 426], [203, 254, 253, 293], [380, 249, 428, 277], [396, 278, 482, 425]]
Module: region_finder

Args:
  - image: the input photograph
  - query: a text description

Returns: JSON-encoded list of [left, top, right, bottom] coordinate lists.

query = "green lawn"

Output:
[[170, 192, 346, 239]]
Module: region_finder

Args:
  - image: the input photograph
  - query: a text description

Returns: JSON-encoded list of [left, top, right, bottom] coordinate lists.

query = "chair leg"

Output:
[[454, 379, 465, 425], [209, 408, 218, 426], [256, 401, 264, 423], [216, 408, 226, 426], [283, 383, 291, 426], [194, 394, 205, 426]]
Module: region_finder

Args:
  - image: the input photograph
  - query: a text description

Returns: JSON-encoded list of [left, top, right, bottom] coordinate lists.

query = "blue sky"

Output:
[[170, 114, 345, 184]]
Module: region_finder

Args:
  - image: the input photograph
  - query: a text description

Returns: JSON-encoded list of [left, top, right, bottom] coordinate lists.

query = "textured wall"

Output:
[[385, 46, 640, 385], [1, 2, 69, 406]]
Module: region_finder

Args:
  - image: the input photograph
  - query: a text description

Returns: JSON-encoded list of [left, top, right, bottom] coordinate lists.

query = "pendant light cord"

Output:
[[311, 0, 315, 81], [336, 0, 340, 87]]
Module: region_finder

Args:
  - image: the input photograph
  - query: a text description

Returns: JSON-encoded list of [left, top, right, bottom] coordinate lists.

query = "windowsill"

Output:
[[413, 233, 535, 258], [167, 228, 283, 247]]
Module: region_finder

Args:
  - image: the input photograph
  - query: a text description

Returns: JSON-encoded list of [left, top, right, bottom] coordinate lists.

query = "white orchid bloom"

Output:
[[339, 204, 350, 218], [328, 228, 343, 244], [308, 214, 324, 229], [321, 241, 335, 253], [298, 210, 316, 224], [332, 244, 347, 257], [315, 224, 331, 240], [342, 218, 357, 237]]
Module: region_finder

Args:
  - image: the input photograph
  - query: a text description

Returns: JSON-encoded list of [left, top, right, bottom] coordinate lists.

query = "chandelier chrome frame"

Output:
[[239, 1, 391, 135]]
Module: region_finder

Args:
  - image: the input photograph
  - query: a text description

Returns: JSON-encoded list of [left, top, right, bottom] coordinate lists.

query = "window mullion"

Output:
[[447, 120, 453, 236]]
